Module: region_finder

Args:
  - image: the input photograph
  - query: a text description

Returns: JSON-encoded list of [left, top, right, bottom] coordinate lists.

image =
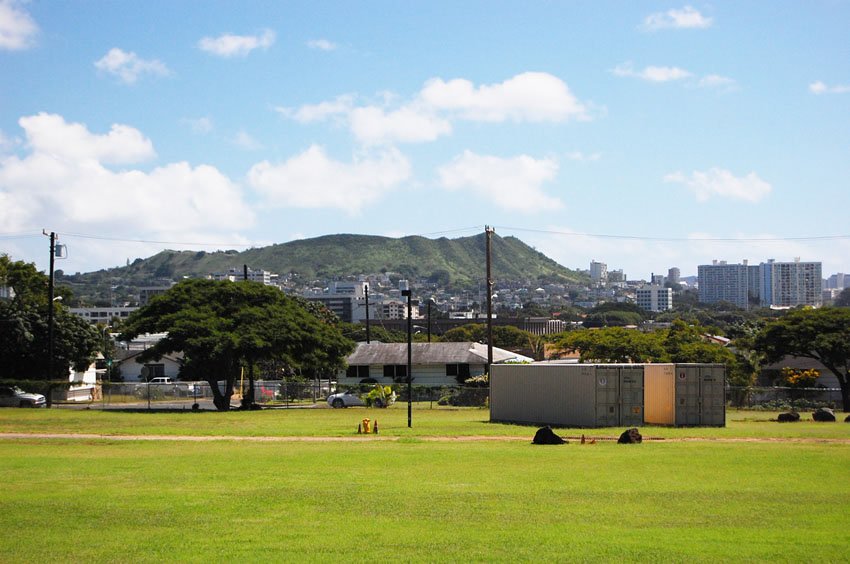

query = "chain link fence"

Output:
[[75, 381, 491, 410], [727, 386, 843, 411], [55, 382, 846, 412]]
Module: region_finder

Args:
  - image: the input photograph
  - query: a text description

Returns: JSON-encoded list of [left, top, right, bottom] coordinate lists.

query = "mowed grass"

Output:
[[1, 408, 849, 561], [0, 405, 849, 440], [1, 438, 848, 562]]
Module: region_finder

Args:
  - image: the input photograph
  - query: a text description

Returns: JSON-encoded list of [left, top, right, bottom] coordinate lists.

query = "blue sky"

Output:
[[1, 1, 849, 279]]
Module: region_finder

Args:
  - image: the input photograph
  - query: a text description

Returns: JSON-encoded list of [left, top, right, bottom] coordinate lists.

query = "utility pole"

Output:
[[402, 289, 412, 428], [242, 264, 254, 409], [43, 230, 56, 408], [426, 298, 433, 343], [364, 284, 371, 344], [485, 226, 494, 372]]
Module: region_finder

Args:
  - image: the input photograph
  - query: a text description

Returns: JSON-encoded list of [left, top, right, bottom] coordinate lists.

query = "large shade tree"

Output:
[[120, 279, 355, 410], [554, 321, 736, 367], [755, 307, 850, 410], [0, 256, 100, 384]]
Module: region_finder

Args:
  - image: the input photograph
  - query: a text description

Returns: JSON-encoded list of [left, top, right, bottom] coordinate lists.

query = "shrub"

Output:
[[781, 367, 820, 388]]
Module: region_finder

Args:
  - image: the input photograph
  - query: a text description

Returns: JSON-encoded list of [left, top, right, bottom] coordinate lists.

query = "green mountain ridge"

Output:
[[58, 233, 586, 303]]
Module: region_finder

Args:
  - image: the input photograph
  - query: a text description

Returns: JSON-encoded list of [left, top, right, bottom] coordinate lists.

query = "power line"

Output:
[[3, 226, 849, 248], [495, 226, 850, 243], [55, 232, 256, 247]]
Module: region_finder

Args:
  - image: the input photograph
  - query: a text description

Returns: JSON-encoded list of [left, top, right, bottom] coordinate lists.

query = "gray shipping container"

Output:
[[676, 363, 726, 427], [490, 364, 645, 427], [491, 363, 725, 428]]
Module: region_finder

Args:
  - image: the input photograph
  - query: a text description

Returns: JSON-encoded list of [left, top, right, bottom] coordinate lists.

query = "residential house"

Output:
[[113, 349, 183, 382], [337, 342, 533, 387]]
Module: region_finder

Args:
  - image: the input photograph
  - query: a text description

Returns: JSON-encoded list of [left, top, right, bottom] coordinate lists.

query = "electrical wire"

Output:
[[2, 225, 849, 248], [493, 226, 850, 243]]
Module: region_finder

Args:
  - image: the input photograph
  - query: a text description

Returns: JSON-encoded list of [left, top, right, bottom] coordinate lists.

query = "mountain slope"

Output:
[[59, 233, 586, 303]]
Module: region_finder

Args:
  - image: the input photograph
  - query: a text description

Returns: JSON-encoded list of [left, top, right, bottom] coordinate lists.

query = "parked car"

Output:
[[0, 386, 46, 408], [327, 390, 365, 408], [149, 377, 173, 385]]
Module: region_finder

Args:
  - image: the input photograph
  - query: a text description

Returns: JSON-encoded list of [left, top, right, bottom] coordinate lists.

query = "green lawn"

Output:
[[0, 405, 848, 440], [1, 408, 849, 562]]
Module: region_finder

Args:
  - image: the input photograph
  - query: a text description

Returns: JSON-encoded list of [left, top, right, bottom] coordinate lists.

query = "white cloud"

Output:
[[307, 39, 336, 51], [438, 151, 563, 213], [612, 63, 692, 82], [0, 113, 254, 246], [698, 74, 737, 90], [420, 72, 589, 122], [198, 29, 275, 57], [280, 72, 591, 145], [566, 151, 601, 162], [349, 105, 452, 145], [641, 6, 713, 31], [277, 95, 355, 123], [19, 113, 155, 164], [664, 168, 772, 203], [182, 117, 214, 134], [94, 48, 170, 84], [0, 0, 37, 50], [809, 81, 850, 94], [232, 131, 263, 150], [247, 145, 411, 213]]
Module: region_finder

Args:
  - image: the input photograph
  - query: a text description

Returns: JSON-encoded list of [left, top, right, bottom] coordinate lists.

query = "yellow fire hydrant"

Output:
[[362, 418, 371, 434]]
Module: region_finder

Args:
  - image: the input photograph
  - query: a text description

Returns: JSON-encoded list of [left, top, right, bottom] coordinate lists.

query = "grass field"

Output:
[[1, 406, 849, 562]]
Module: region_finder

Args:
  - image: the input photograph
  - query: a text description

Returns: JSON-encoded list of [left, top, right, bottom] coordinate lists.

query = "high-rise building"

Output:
[[826, 273, 848, 290], [608, 269, 626, 286], [636, 284, 673, 312], [590, 261, 608, 287], [759, 259, 822, 308], [697, 260, 752, 310], [667, 267, 680, 286]]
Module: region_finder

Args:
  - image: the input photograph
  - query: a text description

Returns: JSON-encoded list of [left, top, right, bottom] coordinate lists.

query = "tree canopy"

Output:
[[440, 323, 535, 350], [554, 320, 736, 368], [120, 279, 355, 410], [755, 307, 850, 410], [0, 256, 100, 384]]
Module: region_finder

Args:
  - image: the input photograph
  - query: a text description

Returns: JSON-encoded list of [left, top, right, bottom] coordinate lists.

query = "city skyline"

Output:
[[1, 1, 849, 277]]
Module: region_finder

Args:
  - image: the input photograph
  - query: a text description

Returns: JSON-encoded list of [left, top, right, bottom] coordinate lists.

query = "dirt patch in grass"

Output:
[[2, 432, 849, 444]]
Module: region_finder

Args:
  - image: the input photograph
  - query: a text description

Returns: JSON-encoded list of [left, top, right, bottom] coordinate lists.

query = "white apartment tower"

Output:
[[590, 261, 608, 287], [636, 284, 673, 312], [759, 259, 822, 308], [698, 260, 752, 310]]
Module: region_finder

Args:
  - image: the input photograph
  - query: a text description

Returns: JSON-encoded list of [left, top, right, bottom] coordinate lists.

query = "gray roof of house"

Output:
[[346, 342, 532, 365]]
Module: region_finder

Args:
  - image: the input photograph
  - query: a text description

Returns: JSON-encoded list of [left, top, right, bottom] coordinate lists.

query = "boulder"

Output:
[[777, 412, 801, 423], [617, 428, 642, 444], [532, 426, 567, 445], [812, 407, 836, 422]]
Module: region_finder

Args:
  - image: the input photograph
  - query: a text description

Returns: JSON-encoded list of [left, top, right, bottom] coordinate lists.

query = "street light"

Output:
[[401, 289, 412, 428]]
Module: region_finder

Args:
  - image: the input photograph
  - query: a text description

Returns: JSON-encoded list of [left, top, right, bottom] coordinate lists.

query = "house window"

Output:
[[383, 365, 407, 381], [446, 364, 470, 378], [143, 364, 165, 380], [346, 365, 370, 379]]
